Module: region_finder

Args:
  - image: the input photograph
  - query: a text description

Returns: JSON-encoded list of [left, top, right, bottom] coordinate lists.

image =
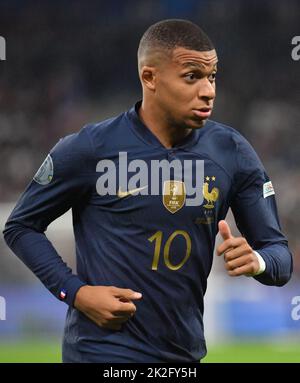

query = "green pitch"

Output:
[[203, 342, 300, 363], [0, 340, 299, 363]]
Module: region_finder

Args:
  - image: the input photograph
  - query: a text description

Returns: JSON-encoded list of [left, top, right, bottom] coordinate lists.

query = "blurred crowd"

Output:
[[0, 0, 299, 275]]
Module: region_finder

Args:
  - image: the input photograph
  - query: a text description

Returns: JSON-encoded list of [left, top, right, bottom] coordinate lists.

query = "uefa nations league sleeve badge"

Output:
[[33, 154, 54, 185]]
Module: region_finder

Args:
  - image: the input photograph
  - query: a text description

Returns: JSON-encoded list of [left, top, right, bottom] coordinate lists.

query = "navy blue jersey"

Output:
[[3, 101, 292, 362]]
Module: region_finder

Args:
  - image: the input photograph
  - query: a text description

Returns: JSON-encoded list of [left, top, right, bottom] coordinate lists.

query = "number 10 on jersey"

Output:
[[148, 230, 192, 271]]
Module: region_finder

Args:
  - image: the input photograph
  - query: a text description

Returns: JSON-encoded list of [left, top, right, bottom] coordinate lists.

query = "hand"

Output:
[[74, 285, 142, 330], [216, 220, 260, 277]]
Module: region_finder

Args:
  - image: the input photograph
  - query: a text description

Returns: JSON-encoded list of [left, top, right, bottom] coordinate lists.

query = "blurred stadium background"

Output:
[[0, 0, 299, 363]]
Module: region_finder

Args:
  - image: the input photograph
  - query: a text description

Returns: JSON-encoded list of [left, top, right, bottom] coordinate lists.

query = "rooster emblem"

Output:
[[203, 177, 219, 209]]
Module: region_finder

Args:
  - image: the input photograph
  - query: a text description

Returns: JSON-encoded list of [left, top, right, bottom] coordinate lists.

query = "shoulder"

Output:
[[83, 112, 127, 150], [52, 112, 126, 159], [196, 120, 266, 185], [204, 119, 264, 170], [204, 119, 250, 148]]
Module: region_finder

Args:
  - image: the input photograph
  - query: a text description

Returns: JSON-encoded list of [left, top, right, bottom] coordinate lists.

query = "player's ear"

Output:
[[140, 66, 156, 91]]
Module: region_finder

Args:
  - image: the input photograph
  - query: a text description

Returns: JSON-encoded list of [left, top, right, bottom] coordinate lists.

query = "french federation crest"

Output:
[[33, 154, 54, 185], [202, 176, 219, 209], [163, 180, 186, 214]]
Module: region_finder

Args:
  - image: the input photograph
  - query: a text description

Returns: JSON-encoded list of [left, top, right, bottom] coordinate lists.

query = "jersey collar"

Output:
[[127, 101, 203, 150]]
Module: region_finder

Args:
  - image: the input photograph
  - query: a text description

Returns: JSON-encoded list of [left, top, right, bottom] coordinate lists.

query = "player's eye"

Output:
[[208, 72, 217, 82], [184, 73, 197, 82]]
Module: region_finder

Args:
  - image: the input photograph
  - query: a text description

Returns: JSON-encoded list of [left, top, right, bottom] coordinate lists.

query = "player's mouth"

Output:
[[192, 107, 212, 119]]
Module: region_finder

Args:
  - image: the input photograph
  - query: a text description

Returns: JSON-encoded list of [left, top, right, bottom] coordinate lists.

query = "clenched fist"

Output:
[[74, 285, 142, 330], [216, 220, 262, 277]]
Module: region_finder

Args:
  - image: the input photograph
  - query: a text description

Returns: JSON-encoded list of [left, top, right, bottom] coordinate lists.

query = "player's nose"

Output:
[[197, 78, 215, 101]]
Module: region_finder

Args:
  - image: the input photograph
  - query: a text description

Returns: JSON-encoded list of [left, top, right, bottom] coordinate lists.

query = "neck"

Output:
[[138, 99, 192, 149]]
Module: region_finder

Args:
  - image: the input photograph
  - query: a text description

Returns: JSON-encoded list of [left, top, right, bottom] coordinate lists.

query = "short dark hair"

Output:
[[138, 19, 214, 68]]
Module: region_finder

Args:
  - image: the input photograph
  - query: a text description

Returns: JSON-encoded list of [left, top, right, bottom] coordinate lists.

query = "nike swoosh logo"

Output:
[[117, 185, 148, 198]]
